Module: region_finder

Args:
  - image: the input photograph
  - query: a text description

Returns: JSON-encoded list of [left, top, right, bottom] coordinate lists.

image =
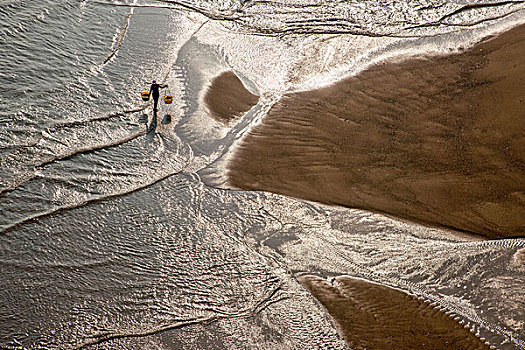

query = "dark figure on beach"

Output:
[[149, 80, 167, 111]]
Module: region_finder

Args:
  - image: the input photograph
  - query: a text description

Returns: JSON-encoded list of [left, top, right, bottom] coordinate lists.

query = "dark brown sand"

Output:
[[226, 24, 525, 239], [204, 70, 259, 124], [299, 275, 489, 350]]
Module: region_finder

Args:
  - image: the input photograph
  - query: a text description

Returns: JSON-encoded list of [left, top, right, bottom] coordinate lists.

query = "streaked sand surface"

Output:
[[225, 24, 525, 239], [299, 275, 489, 350]]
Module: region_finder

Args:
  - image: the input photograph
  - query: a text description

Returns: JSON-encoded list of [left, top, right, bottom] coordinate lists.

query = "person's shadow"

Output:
[[147, 109, 158, 133], [161, 114, 171, 124], [139, 109, 171, 135]]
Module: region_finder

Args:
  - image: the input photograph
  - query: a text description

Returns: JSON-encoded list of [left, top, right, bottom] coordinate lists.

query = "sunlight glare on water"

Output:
[[0, 0, 524, 349]]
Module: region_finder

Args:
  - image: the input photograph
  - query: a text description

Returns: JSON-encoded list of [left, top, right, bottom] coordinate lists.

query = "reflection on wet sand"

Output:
[[225, 24, 525, 239], [299, 275, 489, 350]]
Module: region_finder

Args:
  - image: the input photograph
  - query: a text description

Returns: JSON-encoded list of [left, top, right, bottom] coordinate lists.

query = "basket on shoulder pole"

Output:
[[163, 85, 172, 104]]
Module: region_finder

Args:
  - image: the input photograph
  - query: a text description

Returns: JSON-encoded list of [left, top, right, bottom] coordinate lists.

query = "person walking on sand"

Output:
[[149, 80, 167, 111]]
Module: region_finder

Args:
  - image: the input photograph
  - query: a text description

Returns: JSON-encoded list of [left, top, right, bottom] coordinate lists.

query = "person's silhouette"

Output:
[[149, 80, 167, 111]]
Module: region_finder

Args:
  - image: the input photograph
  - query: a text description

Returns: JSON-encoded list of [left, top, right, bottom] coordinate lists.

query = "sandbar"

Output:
[[204, 70, 259, 124], [226, 24, 525, 239], [299, 275, 489, 349]]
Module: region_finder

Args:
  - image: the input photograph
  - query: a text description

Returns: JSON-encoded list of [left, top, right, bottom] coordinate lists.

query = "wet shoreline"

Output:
[[3, 0, 524, 348]]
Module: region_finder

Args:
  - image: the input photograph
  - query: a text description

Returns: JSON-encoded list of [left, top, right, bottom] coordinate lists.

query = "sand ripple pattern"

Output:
[[0, 176, 348, 349], [242, 200, 525, 349], [2, 1, 524, 349]]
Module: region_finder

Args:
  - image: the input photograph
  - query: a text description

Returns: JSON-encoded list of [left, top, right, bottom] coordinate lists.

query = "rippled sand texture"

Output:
[[204, 71, 259, 124], [226, 24, 525, 239], [299, 275, 488, 350]]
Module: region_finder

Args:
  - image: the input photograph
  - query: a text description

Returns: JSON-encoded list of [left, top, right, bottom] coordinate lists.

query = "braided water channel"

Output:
[[1, 0, 524, 348]]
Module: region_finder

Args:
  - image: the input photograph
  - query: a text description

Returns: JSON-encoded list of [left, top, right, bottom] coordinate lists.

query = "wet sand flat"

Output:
[[204, 70, 259, 124], [299, 275, 489, 350], [226, 24, 525, 239]]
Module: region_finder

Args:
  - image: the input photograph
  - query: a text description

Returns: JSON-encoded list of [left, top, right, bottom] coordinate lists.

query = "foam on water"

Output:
[[194, 1, 525, 93]]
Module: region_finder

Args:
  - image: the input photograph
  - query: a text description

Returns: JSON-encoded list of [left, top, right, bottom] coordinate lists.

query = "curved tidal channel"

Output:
[[1, 0, 524, 349]]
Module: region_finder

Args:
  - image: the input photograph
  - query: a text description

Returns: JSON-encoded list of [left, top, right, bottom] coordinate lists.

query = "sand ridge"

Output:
[[299, 275, 490, 350]]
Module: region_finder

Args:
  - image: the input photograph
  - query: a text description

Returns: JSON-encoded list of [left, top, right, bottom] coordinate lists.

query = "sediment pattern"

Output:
[[227, 24, 525, 238], [299, 275, 489, 350]]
